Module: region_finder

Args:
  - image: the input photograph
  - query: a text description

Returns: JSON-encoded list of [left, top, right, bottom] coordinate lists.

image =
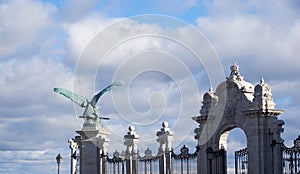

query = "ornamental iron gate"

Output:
[[234, 136, 300, 174], [172, 145, 198, 174], [206, 147, 226, 174], [234, 148, 248, 174], [282, 136, 300, 174], [105, 145, 198, 174]]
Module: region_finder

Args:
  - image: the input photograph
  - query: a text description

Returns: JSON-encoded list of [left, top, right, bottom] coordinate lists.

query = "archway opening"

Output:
[[219, 128, 247, 174]]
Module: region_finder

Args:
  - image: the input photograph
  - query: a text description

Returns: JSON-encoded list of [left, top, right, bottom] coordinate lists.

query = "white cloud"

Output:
[[63, 13, 122, 61], [197, 15, 300, 66], [0, 56, 82, 153], [0, 0, 56, 57], [197, 0, 300, 77], [0, 58, 72, 114]]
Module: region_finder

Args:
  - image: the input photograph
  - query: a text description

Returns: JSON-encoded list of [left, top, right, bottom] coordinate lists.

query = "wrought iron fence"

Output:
[[106, 145, 198, 174], [172, 145, 198, 174], [206, 147, 226, 174], [282, 136, 300, 174], [107, 151, 126, 174], [234, 136, 300, 174], [234, 148, 248, 174], [138, 148, 160, 174]]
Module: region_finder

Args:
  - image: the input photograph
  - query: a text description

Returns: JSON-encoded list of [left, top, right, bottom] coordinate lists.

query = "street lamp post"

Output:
[[56, 153, 62, 174]]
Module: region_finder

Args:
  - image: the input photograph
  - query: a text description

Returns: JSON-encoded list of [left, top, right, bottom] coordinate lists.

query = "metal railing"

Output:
[[234, 148, 248, 174], [282, 136, 300, 174], [106, 145, 198, 174]]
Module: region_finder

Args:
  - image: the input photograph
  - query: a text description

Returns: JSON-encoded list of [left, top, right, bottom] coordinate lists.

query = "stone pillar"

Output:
[[68, 137, 80, 174], [156, 122, 174, 174], [244, 79, 284, 174], [194, 115, 212, 174], [76, 128, 110, 174], [244, 113, 283, 174], [124, 126, 139, 174]]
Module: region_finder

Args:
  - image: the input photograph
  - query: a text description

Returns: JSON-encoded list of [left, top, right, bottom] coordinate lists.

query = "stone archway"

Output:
[[193, 63, 284, 174], [218, 126, 246, 151], [218, 127, 247, 174]]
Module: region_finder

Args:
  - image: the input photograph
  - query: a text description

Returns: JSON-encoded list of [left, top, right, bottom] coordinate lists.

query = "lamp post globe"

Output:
[[56, 154, 62, 174]]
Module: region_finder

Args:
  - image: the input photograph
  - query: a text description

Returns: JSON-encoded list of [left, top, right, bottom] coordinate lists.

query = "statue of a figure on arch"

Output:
[[53, 81, 124, 129]]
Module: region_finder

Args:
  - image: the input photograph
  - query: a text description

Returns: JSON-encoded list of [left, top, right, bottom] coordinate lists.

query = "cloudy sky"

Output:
[[1, 0, 300, 173]]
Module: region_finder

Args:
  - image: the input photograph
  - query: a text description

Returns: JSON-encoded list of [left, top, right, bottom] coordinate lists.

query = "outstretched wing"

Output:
[[54, 88, 88, 107], [91, 81, 125, 105]]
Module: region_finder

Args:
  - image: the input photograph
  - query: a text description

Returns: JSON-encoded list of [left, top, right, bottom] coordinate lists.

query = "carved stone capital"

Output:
[[124, 126, 139, 153], [156, 122, 174, 152]]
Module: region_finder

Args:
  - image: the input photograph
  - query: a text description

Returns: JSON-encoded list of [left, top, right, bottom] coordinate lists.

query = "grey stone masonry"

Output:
[[76, 128, 110, 174]]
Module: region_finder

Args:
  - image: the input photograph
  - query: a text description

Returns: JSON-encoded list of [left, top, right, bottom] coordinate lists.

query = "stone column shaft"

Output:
[[124, 126, 139, 174], [156, 122, 174, 174], [68, 137, 79, 174]]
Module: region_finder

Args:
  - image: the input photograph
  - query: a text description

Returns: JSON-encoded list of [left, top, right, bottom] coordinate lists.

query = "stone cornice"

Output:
[[242, 109, 284, 116]]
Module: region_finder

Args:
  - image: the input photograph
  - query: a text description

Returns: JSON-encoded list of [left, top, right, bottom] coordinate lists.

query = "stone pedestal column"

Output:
[[244, 112, 284, 174], [76, 129, 110, 174], [156, 122, 174, 174], [124, 126, 139, 174], [68, 137, 80, 174]]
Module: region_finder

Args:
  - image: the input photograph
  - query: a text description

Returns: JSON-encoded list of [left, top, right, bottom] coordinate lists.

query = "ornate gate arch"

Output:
[[193, 63, 284, 174]]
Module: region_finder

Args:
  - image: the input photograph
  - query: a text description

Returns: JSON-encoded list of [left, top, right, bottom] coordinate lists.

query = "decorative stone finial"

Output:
[[228, 62, 243, 81], [260, 77, 265, 85], [209, 86, 213, 93], [126, 125, 139, 138], [230, 62, 239, 74], [200, 87, 218, 116], [129, 125, 135, 132], [156, 122, 174, 152], [68, 138, 79, 150], [253, 77, 276, 110], [124, 125, 139, 153], [162, 122, 168, 128]]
